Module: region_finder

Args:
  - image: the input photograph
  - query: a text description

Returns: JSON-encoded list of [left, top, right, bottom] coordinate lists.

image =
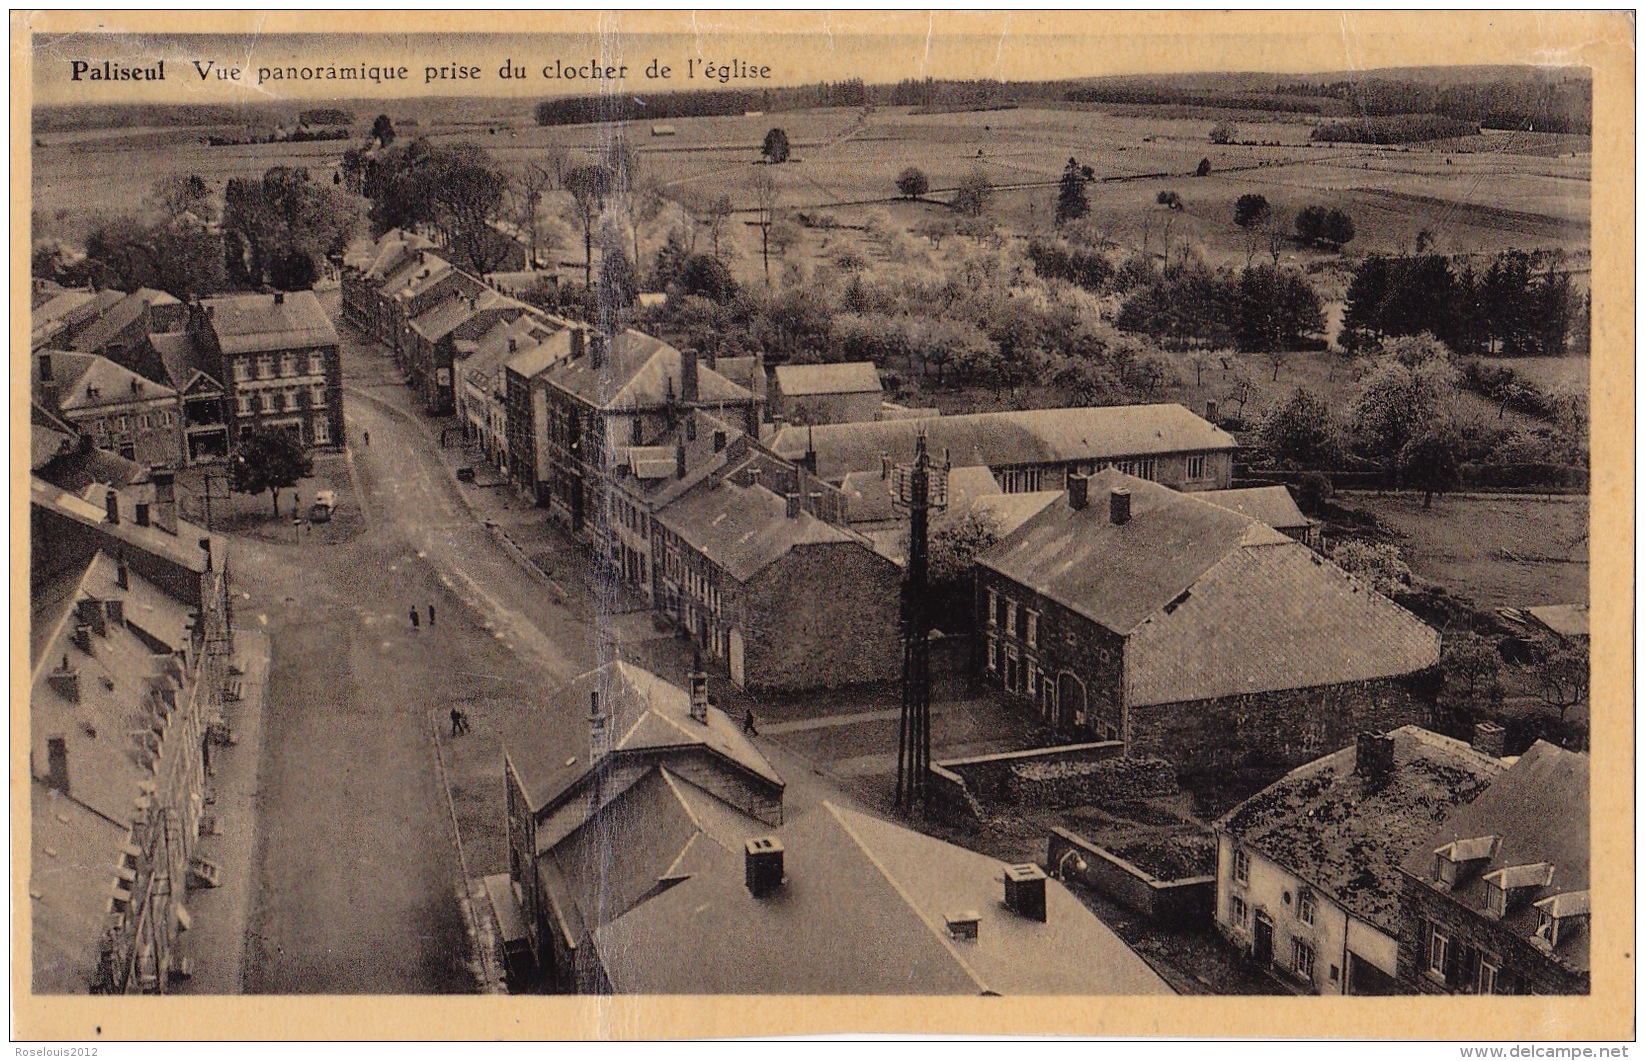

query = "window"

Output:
[[236, 395, 253, 416], [1478, 960, 1500, 995], [986, 636, 999, 673], [1426, 924, 1451, 980], [260, 392, 276, 413], [986, 590, 998, 627], [1233, 848, 1250, 885], [1026, 662, 1039, 700], [631, 418, 643, 445], [1025, 611, 1038, 648], [233, 359, 251, 383], [311, 383, 327, 407], [1291, 938, 1316, 981], [1005, 601, 1018, 638], [257, 355, 275, 379], [308, 352, 325, 375], [1230, 895, 1248, 929], [312, 417, 330, 444], [1297, 887, 1317, 926], [1187, 454, 1207, 479], [279, 354, 297, 377], [1109, 458, 1159, 481]]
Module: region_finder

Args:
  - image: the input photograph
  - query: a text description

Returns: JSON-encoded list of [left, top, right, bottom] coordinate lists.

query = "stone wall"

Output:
[[936, 741, 1124, 806], [1048, 827, 1216, 927], [1004, 754, 1178, 808]]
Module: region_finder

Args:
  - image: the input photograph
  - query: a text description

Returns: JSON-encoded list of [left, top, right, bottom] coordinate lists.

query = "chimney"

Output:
[[150, 469, 178, 535], [508, 338, 518, 354], [135, 502, 151, 527], [589, 332, 607, 371], [747, 468, 762, 490], [944, 911, 981, 942], [713, 430, 727, 453], [570, 327, 586, 361], [46, 662, 80, 704], [1472, 721, 1507, 759], [675, 443, 687, 480], [1109, 486, 1131, 526], [71, 621, 93, 655], [785, 493, 801, 519], [589, 691, 609, 761], [273, 290, 285, 306], [105, 488, 120, 525], [116, 554, 129, 590], [880, 451, 891, 481], [1205, 399, 1219, 424], [680, 348, 700, 404], [131, 377, 142, 394], [1356, 732, 1395, 778], [744, 837, 785, 897], [105, 599, 124, 627], [702, 347, 717, 371], [688, 653, 709, 724], [1003, 863, 1048, 922], [78, 598, 108, 639], [1068, 473, 1090, 511], [199, 537, 213, 572], [45, 735, 70, 795]]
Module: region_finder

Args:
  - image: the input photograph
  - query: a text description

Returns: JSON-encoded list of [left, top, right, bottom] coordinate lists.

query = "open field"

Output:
[[1341, 492, 1588, 610], [1478, 356, 1592, 393]]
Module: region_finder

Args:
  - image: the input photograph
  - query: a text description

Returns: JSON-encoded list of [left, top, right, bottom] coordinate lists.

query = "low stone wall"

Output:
[[1047, 827, 1215, 927], [937, 741, 1124, 806], [1005, 755, 1179, 809]]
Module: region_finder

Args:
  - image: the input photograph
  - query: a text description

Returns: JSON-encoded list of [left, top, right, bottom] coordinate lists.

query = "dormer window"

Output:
[[1532, 890, 1589, 951], [1481, 862, 1555, 917], [1432, 835, 1500, 888]]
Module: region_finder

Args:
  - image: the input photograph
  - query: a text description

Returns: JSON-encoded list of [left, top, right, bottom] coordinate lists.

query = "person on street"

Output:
[[428, 604, 436, 626], [450, 708, 463, 736], [743, 708, 758, 736], [363, 430, 370, 447], [410, 607, 420, 630]]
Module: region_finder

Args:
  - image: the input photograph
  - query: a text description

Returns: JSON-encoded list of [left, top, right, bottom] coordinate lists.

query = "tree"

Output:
[[767, 218, 802, 264], [1399, 421, 1463, 509], [1322, 208, 1356, 248], [1295, 204, 1328, 244], [231, 426, 313, 518], [598, 234, 638, 311], [510, 159, 559, 269], [1257, 387, 1340, 469], [1156, 190, 1183, 211], [1443, 633, 1505, 708], [953, 168, 994, 217], [564, 163, 613, 286], [1233, 193, 1271, 229], [1209, 121, 1237, 144], [1349, 345, 1461, 465], [761, 127, 791, 164], [223, 165, 363, 289], [424, 146, 514, 276], [700, 193, 735, 260], [751, 170, 780, 286], [150, 174, 215, 222], [1056, 157, 1090, 226], [1535, 644, 1590, 721], [83, 214, 227, 300], [1329, 539, 1412, 596], [677, 254, 739, 303], [927, 509, 1002, 593], [1196, 158, 1212, 176], [371, 114, 396, 148], [896, 166, 929, 200], [915, 215, 956, 249]]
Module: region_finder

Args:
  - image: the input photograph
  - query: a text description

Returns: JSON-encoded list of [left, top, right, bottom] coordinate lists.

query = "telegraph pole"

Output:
[[894, 432, 946, 812]]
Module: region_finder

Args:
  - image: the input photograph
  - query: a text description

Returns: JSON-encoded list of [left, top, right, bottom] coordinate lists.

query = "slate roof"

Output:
[[1202, 485, 1311, 532], [981, 471, 1440, 705], [408, 288, 523, 342], [774, 361, 883, 396], [592, 801, 1175, 995], [68, 292, 150, 354], [32, 477, 224, 576], [1220, 726, 1505, 934], [39, 352, 177, 414], [147, 332, 218, 393], [1402, 741, 1590, 974], [546, 330, 753, 411], [503, 326, 575, 380], [32, 424, 75, 473], [506, 660, 781, 817], [201, 291, 337, 354], [655, 477, 862, 583], [770, 403, 1236, 482]]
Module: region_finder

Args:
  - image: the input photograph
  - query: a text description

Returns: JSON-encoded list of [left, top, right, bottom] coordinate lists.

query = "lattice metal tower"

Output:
[[894, 432, 948, 812]]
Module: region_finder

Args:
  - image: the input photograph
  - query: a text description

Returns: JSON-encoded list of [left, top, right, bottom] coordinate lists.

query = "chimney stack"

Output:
[[589, 332, 607, 371], [713, 430, 727, 454], [688, 653, 709, 724], [945, 912, 981, 942], [1109, 486, 1131, 526], [199, 537, 214, 572], [45, 735, 70, 796], [570, 327, 585, 361], [508, 338, 518, 354], [46, 661, 80, 704], [105, 488, 120, 526], [150, 468, 178, 536], [71, 621, 93, 655], [785, 493, 801, 519], [675, 443, 687, 480], [589, 691, 609, 761], [1068, 473, 1090, 511], [1356, 732, 1395, 779], [680, 348, 700, 405], [78, 598, 108, 639], [1205, 399, 1219, 424], [1003, 863, 1048, 922], [744, 837, 785, 897], [273, 290, 285, 306], [747, 468, 762, 490], [880, 451, 891, 481], [1472, 721, 1507, 759], [116, 554, 129, 590]]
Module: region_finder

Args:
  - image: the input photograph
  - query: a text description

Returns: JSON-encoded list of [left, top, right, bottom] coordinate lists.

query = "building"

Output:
[[1203, 485, 1320, 548], [188, 290, 343, 450], [404, 287, 536, 415], [147, 331, 230, 464], [29, 476, 232, 993], [33, 288, 123, 351], [33, 351, 184, 467], [1396, 741, 1589, 995], [503, 328, 580, 504], [770, 403, 1237, 493], [1526, 604, 1589, 644], [974, 470, 1442, 772], [459, 315, 565, 475], [1215, 727, 1505, 995], [494, 659, 784, 990], [770, 361, 883, 425], [590, 801, 1175, 995], [341, 228, 439, 341]]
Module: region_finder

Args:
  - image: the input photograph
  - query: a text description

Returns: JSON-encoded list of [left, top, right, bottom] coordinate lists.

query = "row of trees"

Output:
[[1116, 261, 1325, 354]]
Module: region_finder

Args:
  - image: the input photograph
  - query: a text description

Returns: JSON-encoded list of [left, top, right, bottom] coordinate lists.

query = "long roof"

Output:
[[546, 330, 753, 411], [68, 291, 150, 354], [1402, 741, 1590, 974], [37, 352, 177, 414], [655, 477, 863, 583], [774, 361, 883, 396], [592, 801, 1175, 995], [202, 290, 337, 354], [1220, 726, 1505, 935], [769, 403, 1236, 481], [981, 471, 1440, 705], [1201, 485, 1310, 531]]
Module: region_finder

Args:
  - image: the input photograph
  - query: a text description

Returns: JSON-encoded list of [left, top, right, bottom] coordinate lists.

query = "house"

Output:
[[188, 290, 343, 449], [650, 471, 901, 690], [539, 333, 760, 533], [33, 288, 122, 351], [33, 351, 184, 467], [770, 403, 1237, 493], [1396, 740, 1589, 995], [147, 331, 230, 464], [841, 461, 1061, 570], [1203, 485, 1320, 548], [495, 659, 783, 990], [29, 476, 233, 993], [503, 328, 581, 504], [771, 361, 884, 425], [341, 228, 439, 341], [31, 408, 148, 494], [404, 287, 536, 415], [974, 470, 1441, 773], [650, 123, 677, 137], [1216, 727, 1506, 995], [590, 800, 1175, 995], [459, 315, 566, 475]]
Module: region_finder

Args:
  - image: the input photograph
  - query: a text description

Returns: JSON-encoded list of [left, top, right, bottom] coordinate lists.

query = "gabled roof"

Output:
[[546, 330, 753, 411], [43, 353, 177, 413], [147, 332, 219, 393], [655, 477, 862, 583], [1527, 604, 1589, 640], [202, 290, 337, 354], [592, 801, 1175, 995], [504, 327, 575, 380], [769, 403, 1236, 482], [32, 476, 224, 576], [774, 361, 883, 396], [1402, 741, 1590, 973], [1201, 485, 1311, 531], [506, 660, 781, 816], [408, 288, 523, 343], [68, 291, 151, 353], [1220, 726, 1505, 935], [32, 424, 75, 473]]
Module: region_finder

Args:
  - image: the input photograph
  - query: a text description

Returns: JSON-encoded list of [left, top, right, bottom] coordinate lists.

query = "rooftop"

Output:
[[546, 330, 753, 411], [1220, 726, 1506, 934], [201, 290, 337, 354], [592, 801, 1175, 995], [1201, 485, 1311, 531], [769, 403, 1236, 482], [1527, 604, 1589, 640], [774, 361, 883, 396], [68, 291, 151, 354], [655, 476, 864, 583], [36, 352, 177, 414]]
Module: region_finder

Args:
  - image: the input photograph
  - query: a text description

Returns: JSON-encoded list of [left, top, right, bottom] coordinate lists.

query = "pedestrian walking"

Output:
[[450, 707, 463, 736], [458, 710, 472, 734], [743, 708, 758, 736], [428, 604, 436, 627], [410, 607, 420, 630], [363, 430, 370, 447]]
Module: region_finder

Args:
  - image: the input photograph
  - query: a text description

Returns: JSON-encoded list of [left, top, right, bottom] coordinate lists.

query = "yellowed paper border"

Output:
[[11, 9, 1633, 1041]]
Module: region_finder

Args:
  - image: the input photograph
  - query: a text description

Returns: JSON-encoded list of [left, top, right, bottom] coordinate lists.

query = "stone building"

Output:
[[974, 470, 1441, 774], [33, 351, 184, 468], [770, 361, 883, 425], [1396, 741, 1589, 995], [188, 290, 343, 449]]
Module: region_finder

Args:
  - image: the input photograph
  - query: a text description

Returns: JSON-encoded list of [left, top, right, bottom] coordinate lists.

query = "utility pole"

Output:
[[894, 431, 948, 813]]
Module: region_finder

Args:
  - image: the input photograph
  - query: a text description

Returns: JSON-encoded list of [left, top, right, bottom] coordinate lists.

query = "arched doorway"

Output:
[[1056, 672, 1087, 730]]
